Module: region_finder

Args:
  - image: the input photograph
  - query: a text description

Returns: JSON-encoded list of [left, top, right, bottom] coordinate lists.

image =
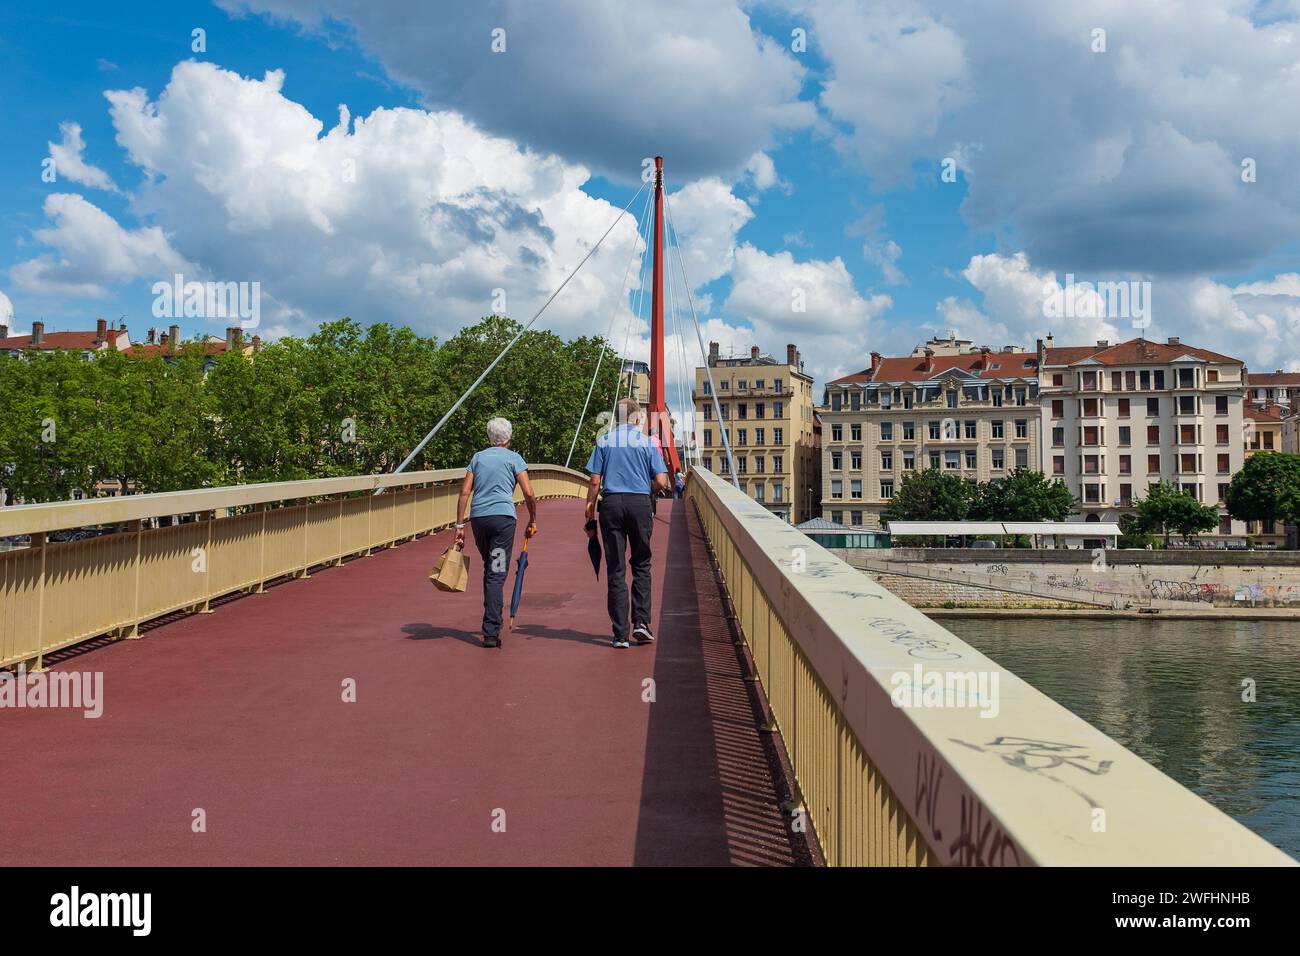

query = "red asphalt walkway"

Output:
[[1, 498, 812, 866]]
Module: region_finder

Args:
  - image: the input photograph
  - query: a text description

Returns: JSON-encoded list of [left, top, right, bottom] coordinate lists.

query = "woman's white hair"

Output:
[[486, 417, 513, 446]]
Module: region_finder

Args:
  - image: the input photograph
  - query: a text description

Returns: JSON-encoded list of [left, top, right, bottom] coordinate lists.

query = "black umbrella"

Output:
[[584, 519, 601, 578], [508, 534, 531, 630]]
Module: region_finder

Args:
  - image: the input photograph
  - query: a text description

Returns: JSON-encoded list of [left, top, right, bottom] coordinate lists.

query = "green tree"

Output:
[[1132, 481, 1219, 546], [1225, 452, 1300, 543], [970, 468, 1076, 522], [882, 468, 974, 525]]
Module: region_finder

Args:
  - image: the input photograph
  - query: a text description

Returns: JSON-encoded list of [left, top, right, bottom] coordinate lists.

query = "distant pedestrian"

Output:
[[674, 471, 685, 498], [585, 399, 670, 648], [455, 417, 537, 648]]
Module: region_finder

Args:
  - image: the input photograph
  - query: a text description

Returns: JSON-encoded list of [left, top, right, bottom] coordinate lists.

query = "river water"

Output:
[[943, 616, 1300, 861]]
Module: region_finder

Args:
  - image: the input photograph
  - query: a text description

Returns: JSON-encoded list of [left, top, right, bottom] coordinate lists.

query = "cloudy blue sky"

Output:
[[3, 0, 1300, 402]]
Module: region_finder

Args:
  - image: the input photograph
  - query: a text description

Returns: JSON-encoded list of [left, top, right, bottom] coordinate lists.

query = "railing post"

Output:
[[198, 511, 215, 612], [334, 495, 345, 566], [30, 532, 47, 672], [124, 519, 144, 636], [255, 503, 267, 593], [300, 499, 312, 578]]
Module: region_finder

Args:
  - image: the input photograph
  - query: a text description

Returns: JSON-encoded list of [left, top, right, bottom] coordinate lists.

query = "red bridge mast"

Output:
[[648, 156, 683, 477]]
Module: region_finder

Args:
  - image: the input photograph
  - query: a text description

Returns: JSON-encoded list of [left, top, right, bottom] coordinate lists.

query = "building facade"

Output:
[[818, 335, 1042, 529], [693, 342, 818, 523], [1039, 336, 1248, 540]]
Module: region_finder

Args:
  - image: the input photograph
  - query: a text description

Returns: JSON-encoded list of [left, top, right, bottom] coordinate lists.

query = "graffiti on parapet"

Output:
[[1044, 572, 1089, 591], [867, 617, 964, 661], [987, 564, 1009, 576], [915, 751, 944, 843], [951, 735, 1111, 810], [949, 793, 1023, 867]]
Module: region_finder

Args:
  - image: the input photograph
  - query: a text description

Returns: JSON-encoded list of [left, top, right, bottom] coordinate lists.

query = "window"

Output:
[[774, 401, 784, 418], [1015, 447, 1028, 469], [754, 456, 765, 474], [991, 420, 1005, 439], [850, 510, 862, 526], [1179, 424, 1196, 444], [1051, 426, 1064, 447], [774, 378, 783, 393], [880, 480, 895, 500], [737, 456, 747, 474], [929, 451, 941, 469], [830, 393, 841, 411], [947, 391, 959, 409], [773, 455, 783, 473], [902, 421, 915, 440], [773, 428, 783, 445], [850, 480, 862, 499], [754, 483, 764, 501], [755, 428, 765, 445], [1147, 397, 1160, 416], [992, 448, 1005, 470], [1053, 455, 1065, 475], [1177, 395, 1196, 415], [879, 450, 891, 470], [1083, 454, 1100, 474], [965, 449, 977, 469], [1014, 387, 1027, 407], [1052, 373, 1064, 386], [928, 421, 941, 440], [1118, 398, 1130, 417], [1148, 454, 1161, 473], [1081, 397, 1100, 417], [831, 480, 843, 499], [704, 428, 712, 447], [1146, 424, 1160, 444], [1215, 396, 1228, 415], [1015, 419, 1028, 439], [1119, 454, 1131, 475], [831, 510, 842, 524], [848, 392, 859, 411], [964, 420, 977, 439], [1118, 426, 1131, 446], [1140, 370, 1151, 389], [852, 450, 863, 470], [737, 379, 748, 390], [880, 422, 894, 441], [831, 451, 842, 470], [1179, 368, 1194, 388], [756, 403, 766, 419], [851, 423, 862, 441], [702, 404, 712, 421], [991, 387, 1003, 407], [1120, 483, 1133, 507], [737, 429, 747, 446], [1264, 431, 1275, 450], [738, 403, 748, 420], [1125, 370, 1136, 390], [1051, 399, 1064, 418], [1218, 483, 1230, 504], [773, 483, 783, 502], [1217, 453, 1230, 474], [720, 380, 730, 391], [1154, 370, 1166, 390], [831, 424, 842, 442], [902, 450, 915, 470], [1083, 426, 1101, 446], [703, 456, 712, 471], [944, 450, 960, 470]]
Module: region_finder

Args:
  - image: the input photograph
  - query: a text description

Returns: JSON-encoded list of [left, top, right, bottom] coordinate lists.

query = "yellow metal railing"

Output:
[[686, 466, 1294, 866], [0, 465, 588, 670]]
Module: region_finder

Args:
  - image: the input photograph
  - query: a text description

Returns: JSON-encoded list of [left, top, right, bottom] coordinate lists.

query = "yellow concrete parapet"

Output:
[[686, 466, 1294, 866]]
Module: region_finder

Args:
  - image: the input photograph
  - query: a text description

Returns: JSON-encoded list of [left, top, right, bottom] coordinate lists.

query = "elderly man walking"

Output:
[[585, 399, 670, 648]]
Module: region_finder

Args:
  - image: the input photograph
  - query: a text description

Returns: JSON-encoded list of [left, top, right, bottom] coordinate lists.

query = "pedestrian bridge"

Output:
[[0, 466, 1291, 866]]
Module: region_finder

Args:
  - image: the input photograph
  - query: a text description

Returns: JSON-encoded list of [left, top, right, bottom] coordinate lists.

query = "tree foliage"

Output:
[[1131, 481, 1220, 545], [0, 317, 622, 503], [1225, 452, 1300, 530], [969, 468, 1076, 522]]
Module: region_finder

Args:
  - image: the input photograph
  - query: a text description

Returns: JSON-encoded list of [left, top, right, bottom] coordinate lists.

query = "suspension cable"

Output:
[[663, 188, 740, 489], [609, 201, 654, 426], [565, 185, 655, 468], [385, 179, 650, 485]]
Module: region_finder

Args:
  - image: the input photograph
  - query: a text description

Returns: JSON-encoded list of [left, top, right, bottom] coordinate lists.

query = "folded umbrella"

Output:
[[584, 519, 601, 578], [508, 532, 532, 630]]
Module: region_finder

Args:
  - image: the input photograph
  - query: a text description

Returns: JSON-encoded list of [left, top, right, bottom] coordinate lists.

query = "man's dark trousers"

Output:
[[598, 493, 654, 640], [471, 515, 515, 638]]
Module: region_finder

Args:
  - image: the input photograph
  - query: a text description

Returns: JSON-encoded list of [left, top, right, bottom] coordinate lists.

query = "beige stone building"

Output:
[[818, 334, 1042, 529], [693, 342, 819, 523], [1039, 336, 1248, 540]]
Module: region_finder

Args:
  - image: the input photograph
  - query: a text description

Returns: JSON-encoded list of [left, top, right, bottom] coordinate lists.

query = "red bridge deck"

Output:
[[2, 498, 811, 866]]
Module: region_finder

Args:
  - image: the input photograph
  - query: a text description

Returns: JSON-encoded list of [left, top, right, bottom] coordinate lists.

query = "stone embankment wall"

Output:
[[835, 548, 1300, 608], [864, 570, 1088, 609]]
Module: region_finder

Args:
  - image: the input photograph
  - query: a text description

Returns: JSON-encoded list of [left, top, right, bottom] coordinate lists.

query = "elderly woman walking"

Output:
[[455, 417, 537, 648]]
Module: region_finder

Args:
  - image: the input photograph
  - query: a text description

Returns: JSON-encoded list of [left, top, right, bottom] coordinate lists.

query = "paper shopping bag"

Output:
[[430, 543, 469, 592]]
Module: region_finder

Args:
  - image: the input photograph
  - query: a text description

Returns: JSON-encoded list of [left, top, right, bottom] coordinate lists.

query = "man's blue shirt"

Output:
[[585, 424, 668, 494], [467, 446, 527, 518]]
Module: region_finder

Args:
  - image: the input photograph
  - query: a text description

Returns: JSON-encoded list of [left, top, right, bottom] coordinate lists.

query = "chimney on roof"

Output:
[[869, 351, 882, 375], [252, 334, 263, 353], [148, 328, 158, 345], [787, 343, 797, 366], [1167, 336, 1180, 346], [708, 340, 719, 366], [226, 326, 239, 350], [0, 322, 8, 340], [751, 345, 760, 362], [95, 318, 107, 346], [31, 320, 44, 346], [979, 345, 991, 369], [169, 324, 180, 348], [923, 348, 934, 373]]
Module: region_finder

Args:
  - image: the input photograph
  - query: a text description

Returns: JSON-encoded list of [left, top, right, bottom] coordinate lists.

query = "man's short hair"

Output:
[[616, 398, 643, 424], [486, 417, 513, 446]]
